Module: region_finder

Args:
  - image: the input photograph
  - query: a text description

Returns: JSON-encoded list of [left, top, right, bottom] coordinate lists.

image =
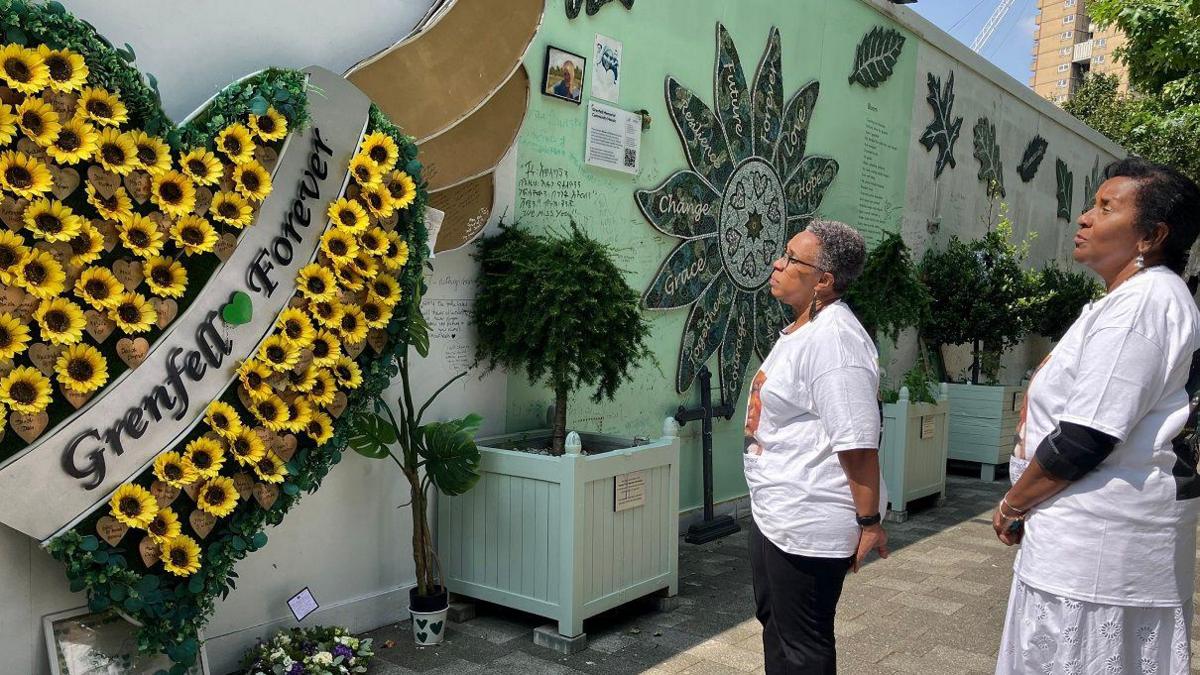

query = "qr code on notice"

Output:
[[623, 148, 637, 168]]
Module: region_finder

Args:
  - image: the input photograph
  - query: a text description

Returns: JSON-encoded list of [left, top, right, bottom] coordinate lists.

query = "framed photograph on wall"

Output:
[[44, 607, 210, 675], [542, 45, 587, 104]]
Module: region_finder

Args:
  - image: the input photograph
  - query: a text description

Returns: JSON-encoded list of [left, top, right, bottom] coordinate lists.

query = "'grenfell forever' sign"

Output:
[[0, 67, 369, 543]]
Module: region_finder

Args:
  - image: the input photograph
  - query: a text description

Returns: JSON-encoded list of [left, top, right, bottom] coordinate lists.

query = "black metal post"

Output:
[[676, 365, 740, 544]]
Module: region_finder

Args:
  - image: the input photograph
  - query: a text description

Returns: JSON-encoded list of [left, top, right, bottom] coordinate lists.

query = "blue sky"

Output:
[[910, 0, 1039, 85]]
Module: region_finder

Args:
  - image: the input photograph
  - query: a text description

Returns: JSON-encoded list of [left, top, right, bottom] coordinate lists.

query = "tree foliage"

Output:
[[1031, 261, 1104, 342], [844, 231, 930, 344], [1087, 0, 1200, 106]]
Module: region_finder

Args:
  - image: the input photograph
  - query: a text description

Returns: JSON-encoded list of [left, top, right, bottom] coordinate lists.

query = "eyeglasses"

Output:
[[782, 252, 826, 273]]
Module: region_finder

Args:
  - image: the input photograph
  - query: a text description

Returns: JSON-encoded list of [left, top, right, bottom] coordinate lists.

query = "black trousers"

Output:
[[749, 519, 852, 675]]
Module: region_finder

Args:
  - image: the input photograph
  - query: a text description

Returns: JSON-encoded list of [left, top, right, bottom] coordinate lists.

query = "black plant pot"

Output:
[[409, 585, 449, 612]]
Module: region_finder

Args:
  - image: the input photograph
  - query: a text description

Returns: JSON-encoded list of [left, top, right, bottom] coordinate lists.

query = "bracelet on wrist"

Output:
[[999, 497, 1027, 519]]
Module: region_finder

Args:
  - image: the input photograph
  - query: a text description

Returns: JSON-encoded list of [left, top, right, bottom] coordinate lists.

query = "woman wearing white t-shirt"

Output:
[[744, 219, 889, 674], [993, 158, 1200, 674]]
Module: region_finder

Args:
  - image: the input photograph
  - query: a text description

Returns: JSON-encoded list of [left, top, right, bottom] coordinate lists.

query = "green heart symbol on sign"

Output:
[[221, 291, 254, 326]]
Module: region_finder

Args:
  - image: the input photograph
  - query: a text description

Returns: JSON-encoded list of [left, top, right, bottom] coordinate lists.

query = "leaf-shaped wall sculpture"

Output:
[[973, 116, 1005, 199], [918, 71, 962, 179], [1083, 156, 1102, 212], [848, 27, 906, 88], [567, 0, 634, 18], [1017, 135, 1048, 183], [1056, 158, 1074, 220]]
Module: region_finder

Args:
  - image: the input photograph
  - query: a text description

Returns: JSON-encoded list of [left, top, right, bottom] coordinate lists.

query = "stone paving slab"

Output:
[[361, 474, 1200, 674]]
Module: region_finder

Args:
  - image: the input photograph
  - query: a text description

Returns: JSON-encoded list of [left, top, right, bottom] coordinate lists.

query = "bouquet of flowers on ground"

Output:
[[240, 626, 373, 675]]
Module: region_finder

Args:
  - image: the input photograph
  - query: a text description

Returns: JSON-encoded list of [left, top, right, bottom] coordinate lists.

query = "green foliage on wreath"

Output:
[[1031, 260, 1103, 341], [844, 231, 930, 344]]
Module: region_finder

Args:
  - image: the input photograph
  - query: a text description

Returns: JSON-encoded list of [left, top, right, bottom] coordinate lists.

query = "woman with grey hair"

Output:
[[744, 219, 889, 674]]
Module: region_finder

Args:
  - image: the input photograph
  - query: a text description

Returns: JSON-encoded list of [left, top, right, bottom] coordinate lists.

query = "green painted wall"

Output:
[[508, 0, 918, 513]]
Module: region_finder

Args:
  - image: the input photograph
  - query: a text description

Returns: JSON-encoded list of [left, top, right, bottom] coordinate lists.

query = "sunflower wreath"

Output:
[[0, 3, 430, 673]]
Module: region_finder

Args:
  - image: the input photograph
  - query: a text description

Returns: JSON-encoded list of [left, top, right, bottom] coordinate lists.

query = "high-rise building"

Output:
[[1029, 0, 1129, 105]]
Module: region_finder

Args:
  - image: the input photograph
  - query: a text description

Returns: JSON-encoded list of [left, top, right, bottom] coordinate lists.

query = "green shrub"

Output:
[[844, 232, 931, 344]]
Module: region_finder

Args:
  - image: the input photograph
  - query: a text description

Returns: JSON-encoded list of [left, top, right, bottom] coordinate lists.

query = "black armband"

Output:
[[1034, 421, 1119, 481]]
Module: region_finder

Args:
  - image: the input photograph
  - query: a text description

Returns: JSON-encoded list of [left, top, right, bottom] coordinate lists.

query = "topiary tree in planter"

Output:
[[1031, 261, 1104, 341], [845, 232, 932, 345], [473, 222, 654, 455]]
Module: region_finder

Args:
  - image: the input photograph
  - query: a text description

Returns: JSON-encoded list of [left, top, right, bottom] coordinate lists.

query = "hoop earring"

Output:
[[809, 295, 820, 319], [1136, 253, 1145, 270]]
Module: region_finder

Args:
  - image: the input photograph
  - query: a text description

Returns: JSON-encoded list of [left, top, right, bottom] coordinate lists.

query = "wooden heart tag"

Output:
[[138, 535, 161, 567], [44, 90, 78, 119], [252, 482, 279, 511], [367, 328, 388, 355], [327, 391, 349, 418], [14, 289, 38, 322], [0, 285, 21, 315], [95, 515, 129, 546], [189, 509, 216, 539], [150, 481, 180, 508], [254, 146, 279, 171], [214, 232, 238, 261], [0, 197, 28, 231], [151, 298, 178, 329], [49, 165, 80, 200], [148, 211, 173, 237], [16, 137, 46, 160], [277, 434, 298, 462], [112, 258, 143, 291], [0, 85, 21, 105], [124, 170, 152, 205], [232, 472, 254, 501], [84, 310, 116, 343], [35, 241, 73, 269], [182, 481, 202, 502], [95, 219, 119, 252], [236, 385, 255, 412], [193, 187, 213, 217], [116, 337, 150, 369], [10, 410, 48, 442], [87, 166, 120, 199], [59, 382, 93, 409], [344, 340, 366, 359]]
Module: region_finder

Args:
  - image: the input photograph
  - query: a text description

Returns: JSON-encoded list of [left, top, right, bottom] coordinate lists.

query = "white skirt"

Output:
[[997, 577, 1192, 674]]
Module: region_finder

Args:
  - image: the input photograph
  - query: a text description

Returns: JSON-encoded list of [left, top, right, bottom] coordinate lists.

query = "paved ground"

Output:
[[361, 472, 1199, 674]]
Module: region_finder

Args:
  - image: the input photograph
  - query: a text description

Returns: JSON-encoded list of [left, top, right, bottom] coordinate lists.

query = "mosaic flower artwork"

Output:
[[636, 23, 839, 404]]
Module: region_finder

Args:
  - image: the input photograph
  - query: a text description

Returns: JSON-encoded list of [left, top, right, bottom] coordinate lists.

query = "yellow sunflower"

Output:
[[16, 97, 61, 147], [286, 363, 318, 393], [153, 451, 198, 488], [13, 249, 65, 299], [94, 128, 137, 175], [0, 102, 16, 146], [144, 256, 187, 298], [276, 307, 315, 347], [78, 86, 129, 127], [67, 222, 105, 267], [0, 312, 31, 361], [108, 483, 157, 529], [238, 359, 275, 401], [369, 274, 402, 307], [284, 397, 313, 433], [209, 190, 254, 228], [326, 197, 368, 233], [35, 297, 86, 346], [204, 400, 243, 439], [251, 393, 290, 431], [296, 263, 337, 302], [383, 233, 410, 271], [178, 147, 223, 186], [37, 45, 88, 93], [0, 44, 49, 95], [308, 299, 344, 330], [161, 535, 202, 577], [0, 150, 53, 198], [348, 250, 379, 282], [332, 356, 364, 390], [253, 451, 288, 483], [150, 170, 197, 218], [358, 226, 390, 257], [258, 333, 300, 372], [0, 365, 50, 414], [85, 183, 134, 222], [305, 411, 334, 446], [348, 154, 381, 188], [118, 213, 165, 258], [55, 342, 108, 393], [359, 131, 399, 169], [248, 106, 288, 141], [170, 215, 217, 256], [386, 170, 417, 210], [128, 131, 173, 175], [47, 117, 99, 165], [109, 291, 157, 334], [335, 262, 366, 293], [196, 476, 239, 518], [0, 230, 29, 284], [360, 296, 393, 330], [309, 329, 342, 368], [23, 198, 83, 242], [185, 437, 226, 479], [146, 507, 181, 544], [307, 370, 337, 407], [320, 227, 359, 263], [228, 427, 266, 466], [216, 123, 255, 164], [232, 160, 271, 202], [75, 266, 125, 309], [358, 184, 395, 219]]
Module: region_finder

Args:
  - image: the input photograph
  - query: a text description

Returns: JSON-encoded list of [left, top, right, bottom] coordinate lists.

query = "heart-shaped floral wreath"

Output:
[[0, 2, 430, 671]]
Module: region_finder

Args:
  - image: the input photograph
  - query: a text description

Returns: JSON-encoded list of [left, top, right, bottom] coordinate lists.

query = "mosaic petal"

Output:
[[714, 24, 754, 163], [751, 27, 784, 161], [635, 170, 721, 239], [785, 156, 839, 220], [774, 80, 819, 183], [666, 76, 736, 189], [676, 276, 735, 394], [719, 290, 756, 404], [643, 237, 723, 310], [754, 285, 791, 361]]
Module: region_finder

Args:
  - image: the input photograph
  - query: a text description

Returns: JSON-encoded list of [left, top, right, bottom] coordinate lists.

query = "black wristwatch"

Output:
[[856, 513, 882, 527]]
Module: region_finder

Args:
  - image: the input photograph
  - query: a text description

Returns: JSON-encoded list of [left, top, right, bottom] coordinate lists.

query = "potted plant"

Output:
[[920, 206, 1041, 480], [347, 284, 483, 646], [1031, 260, 1103, 342], [846, 232, 947, 518], [436, 222, 678, 652]]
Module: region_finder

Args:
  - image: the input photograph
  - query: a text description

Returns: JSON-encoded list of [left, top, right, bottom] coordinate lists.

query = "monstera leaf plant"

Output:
[[0, 2, 430, 672]]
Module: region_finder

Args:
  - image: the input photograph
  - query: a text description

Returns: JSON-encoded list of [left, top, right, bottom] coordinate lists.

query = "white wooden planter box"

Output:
[[436, 425, 680, 639], [881, 384, 950, 522], [946, 383, 1027, 480]]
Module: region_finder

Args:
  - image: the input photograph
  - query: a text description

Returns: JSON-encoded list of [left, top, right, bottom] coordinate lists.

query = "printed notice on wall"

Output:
[[614, 470, 646, 512], [584, 101, 641, 175]]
